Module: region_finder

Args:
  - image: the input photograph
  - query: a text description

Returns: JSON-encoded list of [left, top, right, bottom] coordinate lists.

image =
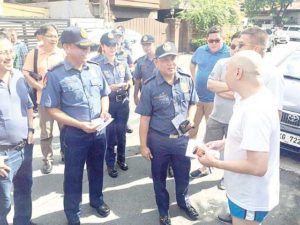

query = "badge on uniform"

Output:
[[43, 75, 48, 88], [180, 82, 189, 93]]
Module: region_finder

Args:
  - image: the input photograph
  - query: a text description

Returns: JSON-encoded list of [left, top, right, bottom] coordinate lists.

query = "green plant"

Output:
[[190, 38, 207, 51]]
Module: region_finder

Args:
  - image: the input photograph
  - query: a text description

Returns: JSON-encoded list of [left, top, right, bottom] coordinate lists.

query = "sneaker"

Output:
[[41, 161, 52, 174], [189, 169, 209, 179], [217, 213, 232, 224]]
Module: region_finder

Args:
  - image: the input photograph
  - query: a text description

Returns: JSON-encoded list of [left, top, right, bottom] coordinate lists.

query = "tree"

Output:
[[177, 0, 242, 32], [244, 0, 294, 25]]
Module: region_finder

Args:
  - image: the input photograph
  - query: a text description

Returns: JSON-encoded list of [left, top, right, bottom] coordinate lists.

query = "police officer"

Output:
[[135, 42, 199, 225], [40, 27, 111, 225], [92, 32, 132, 178], [133, 34, 156, 105]]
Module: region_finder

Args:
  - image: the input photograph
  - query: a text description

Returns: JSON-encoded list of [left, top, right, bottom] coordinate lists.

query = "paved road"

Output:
[[7, 42, 300, 225]]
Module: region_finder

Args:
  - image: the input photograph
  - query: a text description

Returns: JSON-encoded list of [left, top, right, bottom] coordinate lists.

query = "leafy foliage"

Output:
[[244, 0, 294, 25], [177, 0, 242, 31]]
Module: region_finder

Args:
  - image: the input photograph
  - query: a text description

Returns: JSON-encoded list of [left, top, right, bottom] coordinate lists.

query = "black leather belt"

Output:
[[110, 93, 128, 102], [0, 140, 26, 151], [150, 129, 180, 139]]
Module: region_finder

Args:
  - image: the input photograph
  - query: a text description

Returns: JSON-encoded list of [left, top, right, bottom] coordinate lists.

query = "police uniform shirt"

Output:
[[133, 55, 156, 82], [116, 48, 133, 65], [98, 56, 132, 96], [135, 70, 198, 135], [0, 69, 33, 145], [40, 60, 111, 122]]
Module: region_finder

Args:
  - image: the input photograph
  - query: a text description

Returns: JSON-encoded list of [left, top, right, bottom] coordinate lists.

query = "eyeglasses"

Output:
[[208, 39, 221, 44], [0, 49, 15, 56], [230, 44, 237, 50]]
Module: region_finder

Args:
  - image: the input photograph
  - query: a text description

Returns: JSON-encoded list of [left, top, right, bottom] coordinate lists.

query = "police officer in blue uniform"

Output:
[[92, 32, 132, 178], [133, 34, 156, 105], [40, 27, 111, 225], [135, 42, 200, 225]]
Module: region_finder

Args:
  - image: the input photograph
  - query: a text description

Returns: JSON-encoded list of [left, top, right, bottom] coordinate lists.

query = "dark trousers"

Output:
[[0, 143, 33, 225], [61, 126, 106, 224], [105, 100, 129, 168], [148, 130, 191, 217]]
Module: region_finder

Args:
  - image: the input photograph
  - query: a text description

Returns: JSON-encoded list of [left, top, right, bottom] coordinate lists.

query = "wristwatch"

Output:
[[28, 128, 35, 134]]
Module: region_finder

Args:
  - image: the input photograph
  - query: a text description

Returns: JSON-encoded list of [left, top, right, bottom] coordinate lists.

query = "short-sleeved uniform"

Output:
[[133, 55, 156, 83], [40, 60, 111, 224], [135, 70, 198, 217], [0, 69, 34, 225], [94, 56, 132, 168]]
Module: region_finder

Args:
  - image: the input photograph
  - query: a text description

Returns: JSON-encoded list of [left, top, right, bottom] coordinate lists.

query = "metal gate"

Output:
[[0, 18, 70, 50], [115, 18, 168, 45]]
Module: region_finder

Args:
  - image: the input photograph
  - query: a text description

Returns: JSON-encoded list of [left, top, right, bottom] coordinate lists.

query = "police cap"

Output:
[[155, 42, 177, 59], [141, 35, 155, 44], [100, 32, 118, 46], [61, 26, 93, 47]]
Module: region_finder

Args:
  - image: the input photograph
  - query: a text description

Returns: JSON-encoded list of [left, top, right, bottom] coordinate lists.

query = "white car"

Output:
[[275, 29, 290, 44], [283, 25, 300, 41]]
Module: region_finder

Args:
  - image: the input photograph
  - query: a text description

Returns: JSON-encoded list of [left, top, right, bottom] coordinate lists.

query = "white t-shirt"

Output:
[[224, 87, 280, 211]]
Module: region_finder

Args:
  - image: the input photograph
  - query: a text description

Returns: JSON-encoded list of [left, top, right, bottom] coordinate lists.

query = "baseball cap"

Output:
[[100, 32, 118, 46], [60, 26, 93, 47], [112, 29, 123, 36], [141, 35, 155, 44], [155, 42, 177, 58]]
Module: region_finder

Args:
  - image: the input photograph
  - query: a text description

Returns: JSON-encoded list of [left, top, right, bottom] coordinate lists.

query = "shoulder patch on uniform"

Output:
[[177, 67, 191, 77], [143, 75, 156, 84], [87, 60, 99, 66], [48, 62, 64, 72]]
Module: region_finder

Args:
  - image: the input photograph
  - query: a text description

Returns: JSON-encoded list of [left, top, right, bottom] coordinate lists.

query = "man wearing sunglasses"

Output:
[[40, 27, 112, 225], [189, 26, 229, 140]]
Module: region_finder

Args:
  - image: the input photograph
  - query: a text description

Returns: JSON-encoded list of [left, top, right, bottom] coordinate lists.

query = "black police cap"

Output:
[[100, 32, 118, 46], [141, 35, 155, 44], [155, 42, 177, 58], [60, 26, 93, 47]]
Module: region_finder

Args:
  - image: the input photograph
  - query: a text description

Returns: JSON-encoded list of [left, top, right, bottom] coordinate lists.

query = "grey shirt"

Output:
[[0, 69, 33, 145], [208, 58, 234, 124]]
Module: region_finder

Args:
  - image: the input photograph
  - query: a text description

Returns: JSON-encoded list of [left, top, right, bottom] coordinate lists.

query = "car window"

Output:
[[283, 26, 288, 31], [282, 52, 300, 79], [289, 27, 300, 31]]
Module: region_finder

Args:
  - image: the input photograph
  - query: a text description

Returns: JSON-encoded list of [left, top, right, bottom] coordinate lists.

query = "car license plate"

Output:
[[280, 131, 300, 148]]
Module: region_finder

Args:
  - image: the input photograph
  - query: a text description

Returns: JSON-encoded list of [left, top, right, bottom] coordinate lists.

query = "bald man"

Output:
[[197, 50, 280, 225]]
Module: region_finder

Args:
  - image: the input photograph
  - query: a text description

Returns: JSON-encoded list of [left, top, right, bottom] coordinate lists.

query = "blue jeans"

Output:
[[148, 130, 191, 217], [62, 126, 107, 224], [0, 143, 33, 225], [105, 100, 129, 167]]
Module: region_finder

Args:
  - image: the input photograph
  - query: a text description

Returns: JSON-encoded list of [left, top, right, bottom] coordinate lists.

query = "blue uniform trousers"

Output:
[[61, 126, 106, 224], [148, 130, 191, 217], [0, 143, 33, 225], [105, 100, 129, 168]]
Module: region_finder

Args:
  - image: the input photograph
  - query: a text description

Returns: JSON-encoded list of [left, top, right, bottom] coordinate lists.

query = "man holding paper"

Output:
[[136, 42, 199, 225], [40, 27, 111, 225]]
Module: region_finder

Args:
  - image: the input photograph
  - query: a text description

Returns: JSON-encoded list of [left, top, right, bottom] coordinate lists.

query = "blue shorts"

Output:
[[228, 198, 268, 223]]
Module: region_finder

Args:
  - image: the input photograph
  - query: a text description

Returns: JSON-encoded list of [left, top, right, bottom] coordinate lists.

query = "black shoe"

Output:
[[41, 161, 52, 174], [159, 215, 171, 225], [167, 166, 174, 178], [107, 167, 118, 178], [126, 127, 133, 133], [91, 202, 110, 217], [117, 161, 128, 171], [180, 205, 199, 221], [217, 213, 232, 224]]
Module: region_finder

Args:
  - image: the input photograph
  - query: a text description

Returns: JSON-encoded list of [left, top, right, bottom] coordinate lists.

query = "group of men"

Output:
[[0, 23, 282, 225]]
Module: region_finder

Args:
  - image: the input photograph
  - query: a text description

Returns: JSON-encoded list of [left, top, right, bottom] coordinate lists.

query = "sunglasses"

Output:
[[208, 39, 221, 44]]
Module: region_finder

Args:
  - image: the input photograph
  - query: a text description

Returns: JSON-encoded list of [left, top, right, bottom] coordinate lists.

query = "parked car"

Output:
[[277, 49, 300, 154], [283, 25, 300, 41], [274, 28, 290, 44]]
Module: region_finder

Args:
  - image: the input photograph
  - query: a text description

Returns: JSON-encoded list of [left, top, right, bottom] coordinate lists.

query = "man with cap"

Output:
[[93, 32, 132, 178], [40, 26, 111, 225], [133, 34, 156, 105], [136, 42, 199, 225]]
